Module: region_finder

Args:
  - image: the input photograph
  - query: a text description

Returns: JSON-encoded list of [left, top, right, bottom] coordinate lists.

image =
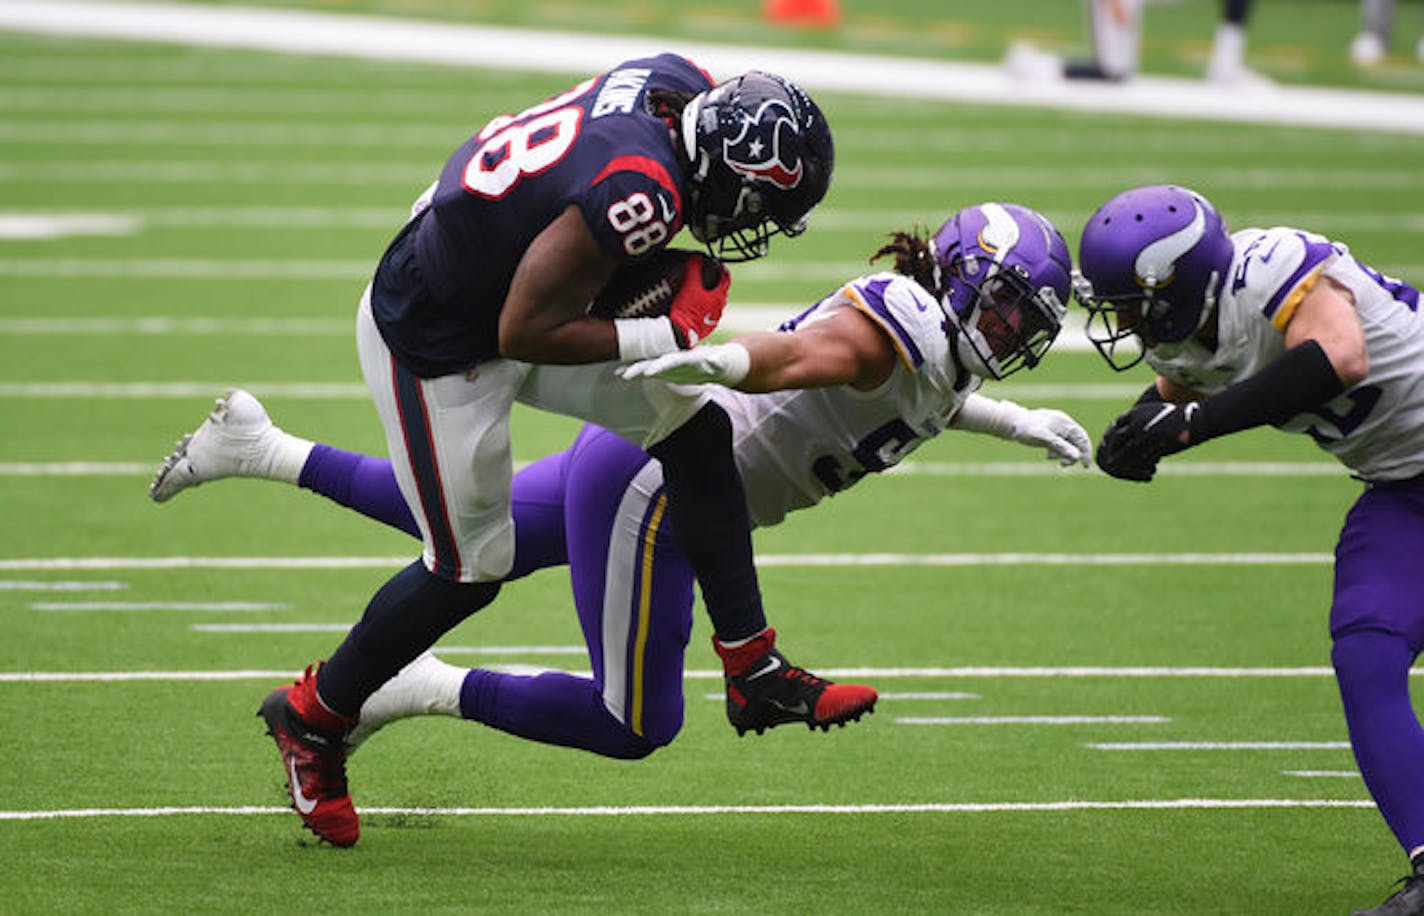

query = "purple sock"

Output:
[[1334, 629, 1424, 852], [459, 669, 656, 760], [299, 443, 420, 538]]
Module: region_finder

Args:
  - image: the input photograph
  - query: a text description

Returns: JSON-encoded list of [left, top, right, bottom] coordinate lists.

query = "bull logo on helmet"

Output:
[[721, 99, 804, 190]]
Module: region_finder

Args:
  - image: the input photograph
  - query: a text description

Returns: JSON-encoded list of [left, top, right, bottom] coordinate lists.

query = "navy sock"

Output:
[[316, 561, 499, 715], [648, 403, 766, 643]]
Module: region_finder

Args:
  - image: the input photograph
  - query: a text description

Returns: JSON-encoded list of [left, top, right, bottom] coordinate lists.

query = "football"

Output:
[[589, 248, 722, 320]]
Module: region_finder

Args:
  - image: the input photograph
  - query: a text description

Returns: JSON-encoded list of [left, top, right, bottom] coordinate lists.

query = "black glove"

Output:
[[1096, 402, 1197, 482]]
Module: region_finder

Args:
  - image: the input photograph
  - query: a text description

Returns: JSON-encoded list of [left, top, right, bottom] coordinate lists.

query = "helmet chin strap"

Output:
[[953, 327, 1000, 381], [939, 296, 1000, 383], [680, 95, 703, 164], [943, 332, 978, 390]]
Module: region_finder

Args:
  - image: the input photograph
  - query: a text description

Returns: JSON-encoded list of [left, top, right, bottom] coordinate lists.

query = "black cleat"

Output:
[[1354, 875, 1424, 916]]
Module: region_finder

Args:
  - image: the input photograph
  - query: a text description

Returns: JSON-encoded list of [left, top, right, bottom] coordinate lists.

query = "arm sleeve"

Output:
[[1191, 339, 1346, 442]]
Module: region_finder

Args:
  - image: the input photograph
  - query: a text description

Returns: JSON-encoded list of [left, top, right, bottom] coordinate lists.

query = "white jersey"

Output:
[[711, 272, 977, 527], [1147, 226, 1424, 481]]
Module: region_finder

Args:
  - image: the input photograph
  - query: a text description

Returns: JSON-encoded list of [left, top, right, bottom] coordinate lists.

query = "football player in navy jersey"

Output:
[[151, 55, 846, 847], [149, 203, 1092, 832], [1074, 185, 1424, 916]]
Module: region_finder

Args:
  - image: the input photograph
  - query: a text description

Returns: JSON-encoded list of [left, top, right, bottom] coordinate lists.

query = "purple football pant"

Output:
[[1331, 479, 1424, 855], [300, 425, 694, 758]]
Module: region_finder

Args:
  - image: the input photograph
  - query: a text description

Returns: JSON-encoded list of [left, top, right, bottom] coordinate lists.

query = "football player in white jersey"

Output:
[[149, 203, 1092, 781], [1073, 184, 1424, 916]]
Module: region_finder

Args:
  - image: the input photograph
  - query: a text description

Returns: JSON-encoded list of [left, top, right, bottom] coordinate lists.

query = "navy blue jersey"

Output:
[[371, 54, 713, 377]]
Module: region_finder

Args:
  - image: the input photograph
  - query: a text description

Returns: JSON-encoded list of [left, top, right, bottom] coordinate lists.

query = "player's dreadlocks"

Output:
[[872, 231, 943, 300]]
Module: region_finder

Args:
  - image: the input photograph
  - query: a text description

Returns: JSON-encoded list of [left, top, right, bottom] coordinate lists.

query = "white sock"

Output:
[[1209, 22, 1247, 73], [422, 656, 467, 717], [265, 430, 314, 485]]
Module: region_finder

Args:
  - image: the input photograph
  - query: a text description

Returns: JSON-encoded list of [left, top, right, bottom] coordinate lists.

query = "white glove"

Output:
[[951, 394, 1092, 467], [617, 342, 751, 386], [1012, 406, 1093, 467]]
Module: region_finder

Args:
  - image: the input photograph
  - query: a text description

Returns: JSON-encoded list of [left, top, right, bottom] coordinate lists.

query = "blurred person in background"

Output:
[[1350, 0, 1424, 66], [1006, 0, 1266, 85], [1205, 0, 1267, 84]]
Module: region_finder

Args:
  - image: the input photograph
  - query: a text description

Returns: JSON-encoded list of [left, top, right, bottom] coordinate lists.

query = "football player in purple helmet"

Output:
[[147, 203, 1090, 819], [1076, 183, 1236, 371], [150, 55, 846, 848], [931, 202, 1072, 381], [1076, 184, 1424, 915]]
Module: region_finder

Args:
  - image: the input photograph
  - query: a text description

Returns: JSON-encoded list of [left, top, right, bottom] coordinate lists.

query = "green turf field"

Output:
[[4, 2, 1424, 913]]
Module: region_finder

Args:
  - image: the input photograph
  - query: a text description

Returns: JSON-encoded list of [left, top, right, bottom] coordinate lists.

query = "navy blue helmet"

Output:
[[680, 72, 833, 261]]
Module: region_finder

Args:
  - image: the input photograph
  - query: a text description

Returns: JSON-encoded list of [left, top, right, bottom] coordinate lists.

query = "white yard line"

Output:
[[0, 462, 158, 476], [0, 670, 298, 682], [0, 580, 126, 590], [189, 622, 349, 633], [0, 213, 138, 239], [1090, 741, 1351, 750], [0, 798, 1375, 822], [30, 601, 285, 611], [0, 257, 370, 278], [753, 553, 1336, 566], [0, 382, 370, 398], [898, 715, 1170, 725], [0, 554, 1337, 571], [886, 462, 1344, 477], [0, 666, 1365, 683], [1285, 770, 1361, 778], [704, 690, 982, 700], [1, 1, 1422, 135], [0, 317, 358, 334]]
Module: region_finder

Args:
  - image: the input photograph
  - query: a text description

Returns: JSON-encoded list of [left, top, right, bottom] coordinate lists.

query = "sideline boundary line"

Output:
[[0, 1, 1422, 134]]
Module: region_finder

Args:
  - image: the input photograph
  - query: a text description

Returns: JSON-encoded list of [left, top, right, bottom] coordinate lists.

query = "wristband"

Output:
[[615, 317, 680, 361], [709, 343, 752, 387], [950, 394, 1030, 439]]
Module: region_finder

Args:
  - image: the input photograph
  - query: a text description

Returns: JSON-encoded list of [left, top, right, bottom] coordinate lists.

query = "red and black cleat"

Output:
[[257, 665, 360, 847], [715, 628, 878, 736]]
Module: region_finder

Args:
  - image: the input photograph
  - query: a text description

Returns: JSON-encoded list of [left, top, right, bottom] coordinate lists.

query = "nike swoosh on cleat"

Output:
[[288, 758, 319, 815], [770, 699, 809, 716], [746, 656, 782, 680]]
